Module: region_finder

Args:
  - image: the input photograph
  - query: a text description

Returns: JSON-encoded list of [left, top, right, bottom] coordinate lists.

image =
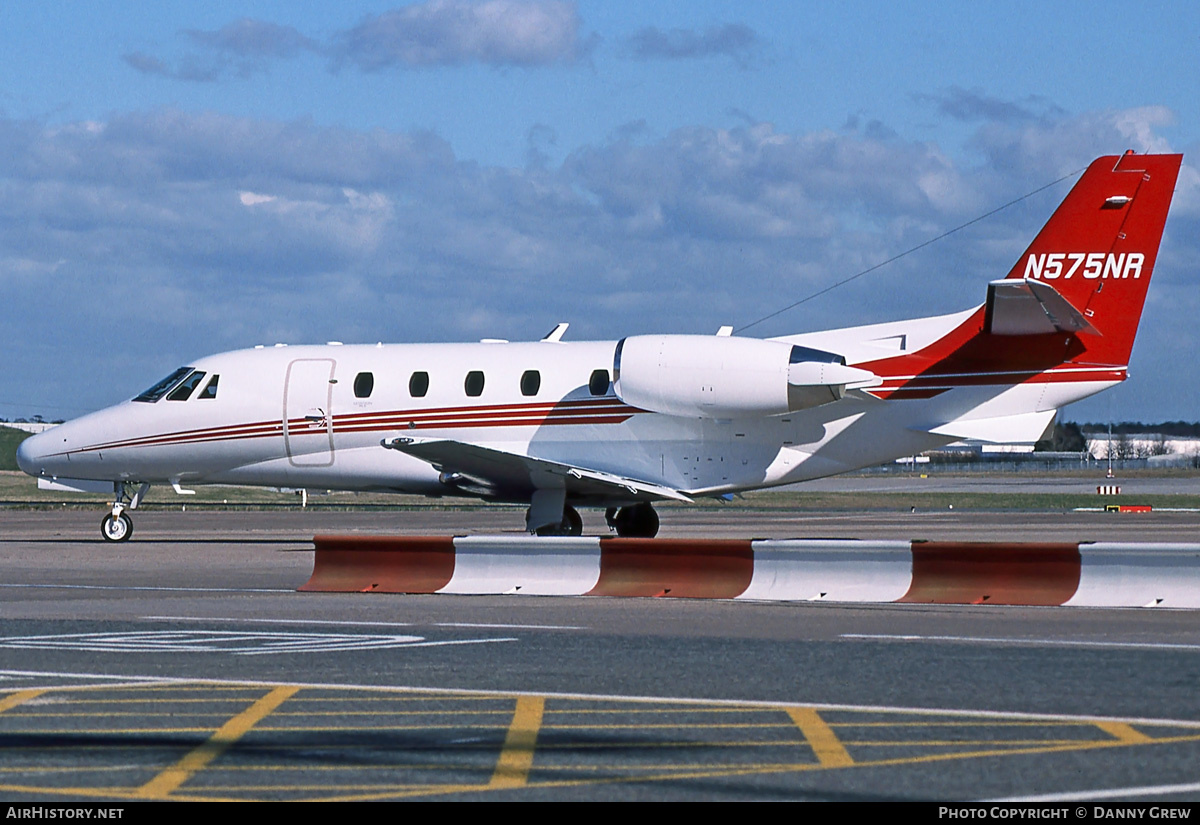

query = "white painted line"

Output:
[[0, 669, 192, 686], [842, 633, 1200, 651], [143, 615, 587, 631], [432, 621, 586, 631], [3, 669, 1199, 730], [144, 615, 423, 627], [0, 583, 288, 594], [0, 630, 518, 656], [360, 637, 519, 653], [992, 780, 1200, 801]]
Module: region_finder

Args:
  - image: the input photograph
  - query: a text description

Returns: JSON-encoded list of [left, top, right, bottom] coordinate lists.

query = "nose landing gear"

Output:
[[101, 511, 133, 542], [100, 482, 149, 542]]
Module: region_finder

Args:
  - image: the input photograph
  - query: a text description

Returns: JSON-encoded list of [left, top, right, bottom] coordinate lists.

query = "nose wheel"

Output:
[[101, 511, 133, 542], [99, 481, 149, 542]]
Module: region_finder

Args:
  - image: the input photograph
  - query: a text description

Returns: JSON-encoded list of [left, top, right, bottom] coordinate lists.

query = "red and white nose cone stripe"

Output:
[[302, 536, 1200, 608]]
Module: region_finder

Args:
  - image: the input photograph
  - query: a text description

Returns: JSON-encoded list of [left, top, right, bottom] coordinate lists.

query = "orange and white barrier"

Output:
[[300, 535, 1200, 608]]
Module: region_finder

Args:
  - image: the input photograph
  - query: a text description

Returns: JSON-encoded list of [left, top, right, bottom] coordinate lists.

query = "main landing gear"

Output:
[[606, 503, 660, 538], [530, 504, 584, 537], [101, 482, 150, 542], [523, 491, 659, 538]]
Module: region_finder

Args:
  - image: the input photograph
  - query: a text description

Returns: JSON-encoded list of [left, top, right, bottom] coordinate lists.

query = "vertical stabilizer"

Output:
[[1003, 152, 1181, 367]]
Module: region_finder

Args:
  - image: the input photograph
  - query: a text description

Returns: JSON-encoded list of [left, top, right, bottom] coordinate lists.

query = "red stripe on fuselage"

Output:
[[60, 365, 1121, 456], [62, 399, 640, 455]]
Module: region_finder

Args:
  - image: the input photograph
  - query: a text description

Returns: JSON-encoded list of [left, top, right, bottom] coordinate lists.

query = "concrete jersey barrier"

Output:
[[300, 536, 1200, 608]]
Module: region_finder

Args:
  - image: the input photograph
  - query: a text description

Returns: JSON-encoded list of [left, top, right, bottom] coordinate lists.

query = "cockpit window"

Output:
[[133, 367, 193, 403], [166, 371, 207, 401], [198, 374, 219, 400]]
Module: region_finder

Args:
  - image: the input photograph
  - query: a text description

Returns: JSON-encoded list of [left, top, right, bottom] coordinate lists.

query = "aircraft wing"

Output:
[[381, 436, 693, 503], [985, 277, 1100, 336]]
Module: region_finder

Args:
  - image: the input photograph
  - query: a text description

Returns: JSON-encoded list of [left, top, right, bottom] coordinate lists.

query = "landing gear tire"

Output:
[[533, 504, 583, 537], [611, 503, 659, 538], [101, 512, 133, 542]]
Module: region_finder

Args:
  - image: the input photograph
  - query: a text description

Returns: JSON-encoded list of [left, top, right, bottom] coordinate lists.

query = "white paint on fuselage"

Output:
[[16, 334, 1117, 503], [774, 308, 977, 365]]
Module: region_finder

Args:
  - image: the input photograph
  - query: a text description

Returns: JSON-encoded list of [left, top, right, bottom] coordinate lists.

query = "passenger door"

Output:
[[284, 358, 336, 467]]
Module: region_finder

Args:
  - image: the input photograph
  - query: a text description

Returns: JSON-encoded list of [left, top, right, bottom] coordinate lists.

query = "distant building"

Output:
[[0, 422, 57, 434]]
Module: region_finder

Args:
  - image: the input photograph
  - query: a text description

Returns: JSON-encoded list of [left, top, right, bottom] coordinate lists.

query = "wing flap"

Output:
[[382, 436, 692, 503]]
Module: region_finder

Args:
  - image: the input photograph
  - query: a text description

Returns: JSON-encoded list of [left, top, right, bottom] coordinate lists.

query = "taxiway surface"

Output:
[[1, 508, 1199, 801]]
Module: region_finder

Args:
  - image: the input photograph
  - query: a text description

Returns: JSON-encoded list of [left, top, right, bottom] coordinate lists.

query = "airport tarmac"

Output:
[[2, 508, 1200, 801], [791, 471, 1200, 496]]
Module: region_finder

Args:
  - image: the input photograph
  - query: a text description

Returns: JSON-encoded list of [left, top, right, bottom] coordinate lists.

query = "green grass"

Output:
[[2, 470, 1198, 512], [732, 490, 1200, 511], [0, 429, 30, 472], [0, 470, 509, 510]]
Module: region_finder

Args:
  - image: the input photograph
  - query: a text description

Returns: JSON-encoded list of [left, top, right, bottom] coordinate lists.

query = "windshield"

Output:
[[166, 370, 207, 401], [133, 367, 194, 403]]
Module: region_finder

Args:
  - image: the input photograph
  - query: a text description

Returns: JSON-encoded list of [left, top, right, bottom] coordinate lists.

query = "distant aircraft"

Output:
[[17, 152, 1183, 541]]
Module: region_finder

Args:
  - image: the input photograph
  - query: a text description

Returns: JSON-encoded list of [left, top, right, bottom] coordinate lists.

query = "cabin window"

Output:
[[464, 370, 485, 397], [589, 369, 609, 396], [520, 370, 541, 396], [409, 371, 429, 397], [166, 370, 206, 401], [198, 375, 219, 400], [353, 372, 374, 398], [133, 367, 193, 403]]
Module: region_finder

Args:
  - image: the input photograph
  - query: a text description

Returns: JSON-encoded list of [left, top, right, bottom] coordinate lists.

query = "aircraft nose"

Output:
[[15, 431, 48, 476]]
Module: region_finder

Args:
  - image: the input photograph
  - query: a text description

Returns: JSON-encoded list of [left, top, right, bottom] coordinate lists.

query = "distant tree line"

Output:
[[1099, 432, 1174, 459], [1034, 422, 1200, 454], [1034, 422, 1088, 452], [1077, 421, 1200, 437]]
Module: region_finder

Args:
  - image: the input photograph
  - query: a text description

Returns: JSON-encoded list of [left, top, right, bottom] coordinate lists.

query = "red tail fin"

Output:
[[1004, 151, 1182, 367]]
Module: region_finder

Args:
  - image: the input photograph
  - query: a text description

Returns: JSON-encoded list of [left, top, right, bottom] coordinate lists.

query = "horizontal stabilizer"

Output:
[[986, 277, 1100, 337], [923, 410, 1057, 444], [383, 436, 692, 503]]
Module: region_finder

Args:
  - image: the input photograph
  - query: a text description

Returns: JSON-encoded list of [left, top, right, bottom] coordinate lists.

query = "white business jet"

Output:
[[16, 152, 1182, 541]]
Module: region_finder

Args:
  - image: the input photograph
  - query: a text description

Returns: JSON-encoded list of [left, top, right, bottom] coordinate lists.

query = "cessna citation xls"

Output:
[[17, 152, 1183, 541]]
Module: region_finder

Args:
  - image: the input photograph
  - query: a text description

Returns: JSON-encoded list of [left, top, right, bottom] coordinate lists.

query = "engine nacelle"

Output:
[[613, 335, 879, 419]]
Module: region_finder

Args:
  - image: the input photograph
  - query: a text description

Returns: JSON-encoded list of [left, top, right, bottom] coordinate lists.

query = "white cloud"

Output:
[[624, 24, 762, 67], [185, 19, 317, 59], [1, 104, 1194, 420], [124, 3, 587, 84], [330, 0, 587, 70], [239, 191, 275, 206]]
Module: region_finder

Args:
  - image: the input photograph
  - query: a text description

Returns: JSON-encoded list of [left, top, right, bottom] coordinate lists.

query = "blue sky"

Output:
[[2, 1, 1198, 424]]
